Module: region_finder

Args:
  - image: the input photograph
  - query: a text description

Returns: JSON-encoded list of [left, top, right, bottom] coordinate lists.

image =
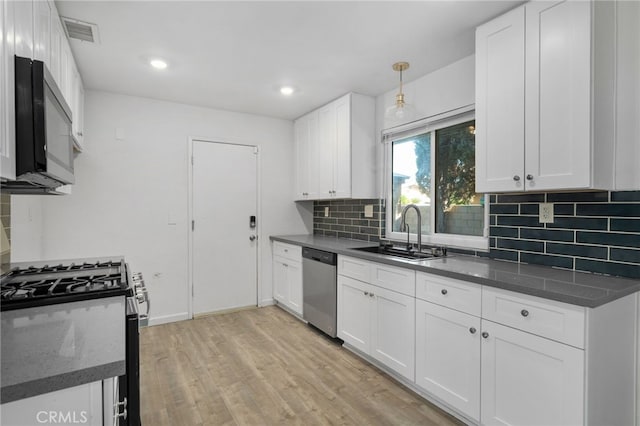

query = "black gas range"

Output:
[[1, 258, 131, 311], [1, 257, 147, 426]]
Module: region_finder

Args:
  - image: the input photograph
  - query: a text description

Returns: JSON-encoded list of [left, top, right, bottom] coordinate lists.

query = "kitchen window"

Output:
[[385, 112, 488, 251]]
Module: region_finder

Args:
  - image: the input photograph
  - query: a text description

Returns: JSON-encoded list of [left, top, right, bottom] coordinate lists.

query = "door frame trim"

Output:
[[187, 136, 262, 318]]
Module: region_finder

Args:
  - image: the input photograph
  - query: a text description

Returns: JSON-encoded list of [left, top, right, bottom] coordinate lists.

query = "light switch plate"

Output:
[[364, 205, 374, 218], [539, 203, 554, 223]]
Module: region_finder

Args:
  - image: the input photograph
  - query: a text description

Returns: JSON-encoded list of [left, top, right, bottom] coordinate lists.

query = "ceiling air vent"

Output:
[[61, 17, 100, 44]]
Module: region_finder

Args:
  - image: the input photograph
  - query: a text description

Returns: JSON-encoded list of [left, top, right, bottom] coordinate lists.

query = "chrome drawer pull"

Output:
[[521, 309, 529, 317], [441, 289, 448, 295]]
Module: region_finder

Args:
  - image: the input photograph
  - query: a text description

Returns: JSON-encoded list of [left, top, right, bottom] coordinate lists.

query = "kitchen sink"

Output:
[[353, 245, 446, 261]]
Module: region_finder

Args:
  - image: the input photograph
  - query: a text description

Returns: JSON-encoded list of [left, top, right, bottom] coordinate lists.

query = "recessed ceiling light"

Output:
[[150, 59, 168, 70], [280, 86, 295, 96]]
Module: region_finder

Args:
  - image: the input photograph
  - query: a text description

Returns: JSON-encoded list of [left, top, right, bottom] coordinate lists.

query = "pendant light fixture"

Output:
[[385, 61, 416, 125]]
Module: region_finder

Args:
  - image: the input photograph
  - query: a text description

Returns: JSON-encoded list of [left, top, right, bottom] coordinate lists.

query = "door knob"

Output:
[[249, 235, 257, 241]]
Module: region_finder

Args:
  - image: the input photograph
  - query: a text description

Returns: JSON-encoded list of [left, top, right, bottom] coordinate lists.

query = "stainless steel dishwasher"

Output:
[[302, 247, 338, 338]]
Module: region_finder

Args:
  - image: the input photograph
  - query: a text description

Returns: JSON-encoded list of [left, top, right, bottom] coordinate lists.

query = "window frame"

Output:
[[384, 111, 489, 251]]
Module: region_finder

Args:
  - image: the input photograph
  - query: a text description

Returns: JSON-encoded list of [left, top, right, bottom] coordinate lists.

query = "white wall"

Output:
[[10, 197, 44, 262], [13, 90, 311, 325]]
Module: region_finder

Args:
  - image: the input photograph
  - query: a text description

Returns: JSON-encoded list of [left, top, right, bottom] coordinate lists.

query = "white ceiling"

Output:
[[56, 1, 523, 120]]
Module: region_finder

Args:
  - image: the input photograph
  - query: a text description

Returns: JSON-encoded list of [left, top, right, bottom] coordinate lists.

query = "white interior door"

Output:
[[192, 141, 258, 315]]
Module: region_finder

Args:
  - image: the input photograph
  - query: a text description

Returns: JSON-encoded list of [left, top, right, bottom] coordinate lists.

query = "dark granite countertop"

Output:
[[271, 234, 640, 308]]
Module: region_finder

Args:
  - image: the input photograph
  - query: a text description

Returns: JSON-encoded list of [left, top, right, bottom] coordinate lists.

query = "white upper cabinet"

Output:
[[293, 93, 375, 201], [476, 1, 627, 192], [524, 1, 591, 191], [13, 0, 33, 58], [1, 0, 16, 180], [71, 68, 85, 150], [33, 0, 50, 64], [475, 6, 525, 192]]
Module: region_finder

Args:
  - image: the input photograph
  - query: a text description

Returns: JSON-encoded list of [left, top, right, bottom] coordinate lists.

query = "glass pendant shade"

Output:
[[385, 62, 415, 126], [385, 96, 416, 124]]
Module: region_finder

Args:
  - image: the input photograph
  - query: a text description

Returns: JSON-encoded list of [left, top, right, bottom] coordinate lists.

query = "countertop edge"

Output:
[[1, 360, 125, 404], [270, 235, 640, 308]]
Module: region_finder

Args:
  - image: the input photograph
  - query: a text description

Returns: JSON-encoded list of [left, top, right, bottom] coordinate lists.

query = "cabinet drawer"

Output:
[[273, 242, 301, 262], [338, 256, 371, 282], [482, 287, 585, 348], [371, 263, 415, 297], [416, 272, 481, 317]]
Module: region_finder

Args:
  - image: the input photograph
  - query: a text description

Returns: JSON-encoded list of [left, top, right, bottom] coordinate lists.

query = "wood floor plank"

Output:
[[140, 306, 463, 426]]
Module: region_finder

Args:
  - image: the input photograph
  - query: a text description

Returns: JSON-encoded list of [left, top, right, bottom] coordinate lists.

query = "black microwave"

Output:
[[2, 56, 74, 194]]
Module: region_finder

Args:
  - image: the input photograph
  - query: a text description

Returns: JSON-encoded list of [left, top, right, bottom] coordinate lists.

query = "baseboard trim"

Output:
[[147, 312, 190, 326]]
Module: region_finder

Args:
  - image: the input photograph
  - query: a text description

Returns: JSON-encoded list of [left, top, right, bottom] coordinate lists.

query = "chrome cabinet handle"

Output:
[[249, 235, 257, 241], [364, 291, 369, 296], [513, 175, 520, 181], [441, 289, 448, 295], [482, 332, 489, 339], [469, 327, 477, 334], [526, 174, 534, 180], [521, 309, 529, 317]]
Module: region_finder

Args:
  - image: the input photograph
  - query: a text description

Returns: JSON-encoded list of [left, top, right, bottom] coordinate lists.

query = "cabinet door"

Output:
[[524, 0, 591, 191], [475, 6, 525, 193], [33, 0, 51, 64], [1, 381, 103, 426], [370, 285, 415, 381], [0, 0, 16, 180], [337, 275, 370, 354], [272, 258, 288, 305], [317, 102, 336, 197], [286, 260, 302, 316], [480, 320, 584, 426], [333, 94, 351, 198], [71, 63, 86, 150], [75, 77, 85, 148], [13, 0, 33, 58], [306, 112, 320, 198], [49, 14, 62, 85], [294, 117, 309, 199], [415, 300, 480, 422], [59, 38, 70, 105]]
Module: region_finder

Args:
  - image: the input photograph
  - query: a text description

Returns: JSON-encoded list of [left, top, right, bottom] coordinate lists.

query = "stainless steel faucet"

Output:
[[400, 204, 422, 253]]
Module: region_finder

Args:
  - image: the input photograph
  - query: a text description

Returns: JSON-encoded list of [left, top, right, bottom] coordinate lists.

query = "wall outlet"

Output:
[[364, 204, 374, 218], [324, 207, 329, 217], [539, 203, 554, 223]]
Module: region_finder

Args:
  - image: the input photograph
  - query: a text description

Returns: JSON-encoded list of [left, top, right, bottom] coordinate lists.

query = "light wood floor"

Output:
[[140, 305, 463, 426]]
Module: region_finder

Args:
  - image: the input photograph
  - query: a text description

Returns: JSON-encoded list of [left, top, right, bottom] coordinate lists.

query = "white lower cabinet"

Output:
[[480, 320, 584, 426], [337, 275, 371, 354], [337, 266, 415, 381], [0, 381, 103, 426], [272, 241, 303, 316], [272, 255, 302, 316], [334, 255, 639, 425], [415, 299, 481, 422]]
